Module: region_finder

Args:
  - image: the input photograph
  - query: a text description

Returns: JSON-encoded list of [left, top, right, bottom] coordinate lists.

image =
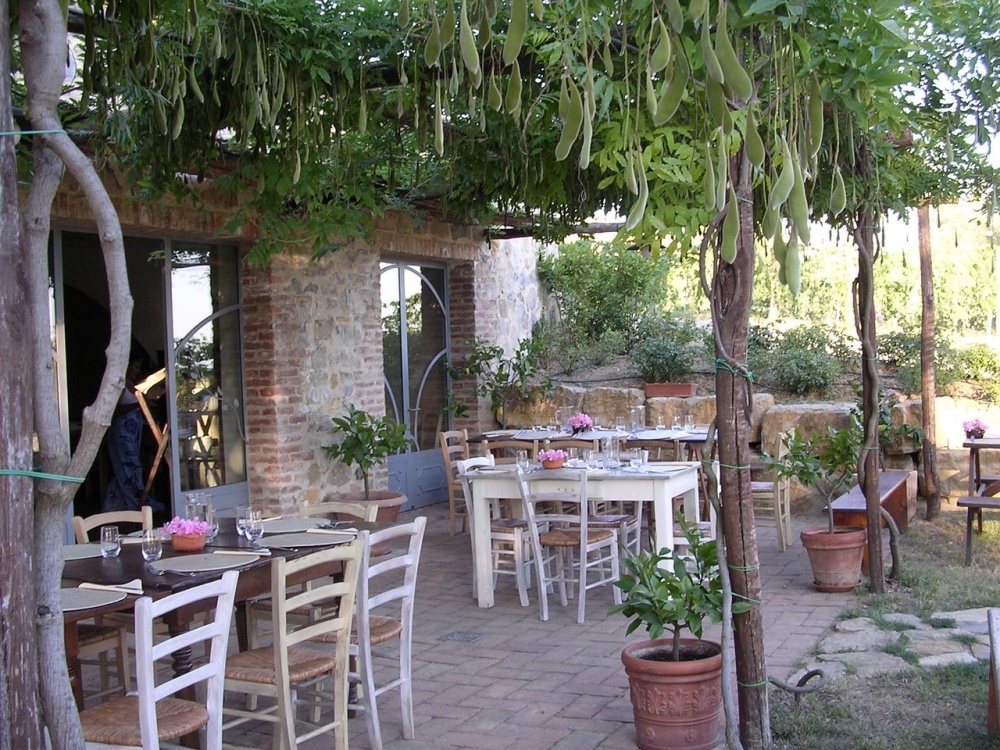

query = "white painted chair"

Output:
[[439, 429, 470, 535], [752, 432, 793, 551], [222, 538, 364, 750], [516, 468, 622, 624], [78, 570, 238, 750], [457, 456, 535, 607]]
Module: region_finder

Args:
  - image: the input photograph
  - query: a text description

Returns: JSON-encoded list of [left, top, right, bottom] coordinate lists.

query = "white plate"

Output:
[[260, 517, 326, 534], [61, 588, 127, 612], [62, 544, 104, 561], [150, 553, 260, 574], [473, 466, 513, 474], [262, 532, 357, 549]]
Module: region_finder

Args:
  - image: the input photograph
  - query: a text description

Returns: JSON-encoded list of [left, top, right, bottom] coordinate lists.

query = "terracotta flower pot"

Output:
[[621, 638, 723, 750], [322, 490, 408, 522], [171, 533, 206, 552], [800, 526, 866, 592], [541, 459, 565, 469]]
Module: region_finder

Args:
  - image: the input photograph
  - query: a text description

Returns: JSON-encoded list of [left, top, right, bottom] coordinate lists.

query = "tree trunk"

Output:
[[918, 204, 940, 519], [852, 144, 885, 594], [19, 2, 135, 747], [709, 154, 770, 750], [0, 0, 41, 744]]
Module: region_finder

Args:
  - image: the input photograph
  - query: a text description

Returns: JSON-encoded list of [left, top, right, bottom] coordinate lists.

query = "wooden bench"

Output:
[[956, 496, 1000, 566], [831, 470, 917, 574]]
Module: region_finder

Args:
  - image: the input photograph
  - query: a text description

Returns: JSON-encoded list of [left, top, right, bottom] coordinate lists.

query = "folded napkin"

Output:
[[79, 579, 143, 595], [214, 549, 271, 557], [305, 528, 358, 536]]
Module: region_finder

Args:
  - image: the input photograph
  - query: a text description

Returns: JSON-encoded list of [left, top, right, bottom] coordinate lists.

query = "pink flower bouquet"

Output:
[[963, 417, 989, 438], [538, 449, 569, 463], [567, 413, 594, 433], [163, 516, 213, 537]]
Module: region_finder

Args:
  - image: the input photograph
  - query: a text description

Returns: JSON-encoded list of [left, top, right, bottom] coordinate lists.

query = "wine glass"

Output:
[[235, 506, 250, 538], [245, 512, 264, 546], [141, 529, 162, 562], [100, 526, 121, 558]]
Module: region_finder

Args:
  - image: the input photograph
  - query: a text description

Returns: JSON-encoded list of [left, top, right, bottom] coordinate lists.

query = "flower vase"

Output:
[[572, 427, 583, 436], [967, 429, 985, 440], [171, 533, 206, 552], [542, 458, 565, 470]]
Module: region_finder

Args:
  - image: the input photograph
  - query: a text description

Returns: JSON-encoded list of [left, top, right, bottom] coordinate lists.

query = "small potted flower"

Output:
[[567, 412, 594, 435], [964, 417, 989, 440], [163, 516, 214, 552], [538, 449, 569, 469]]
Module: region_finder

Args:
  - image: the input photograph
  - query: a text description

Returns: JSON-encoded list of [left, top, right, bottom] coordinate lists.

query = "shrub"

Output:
[[538, 240, 665, 345], [878, 330, 922, 369], [631, 314, 701, 383], [955, 343, 1000, 382], [780, 323, 857, 363], [772, 347, 841, 395]]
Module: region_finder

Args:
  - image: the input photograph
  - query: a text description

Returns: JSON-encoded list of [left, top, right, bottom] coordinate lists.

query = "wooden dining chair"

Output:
[[299, 500, 379, 522], [222, 538, 364, 750], [481, 437, 537, 464], [457, 456, 534, 606], [309, 517, 427, 750], [751, 432, 793, 551], [439, 429, 470, 535], [515, 469, 622, 624], [79, 571, 238, 750], [72, 506, 154, 543]]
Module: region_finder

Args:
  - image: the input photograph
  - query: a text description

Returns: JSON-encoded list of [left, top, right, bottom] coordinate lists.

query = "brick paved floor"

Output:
[[77, 502, 852, 749]]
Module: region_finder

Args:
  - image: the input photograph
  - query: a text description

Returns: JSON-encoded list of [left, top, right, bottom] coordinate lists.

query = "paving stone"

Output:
[[882, 613, 931, 630], [918, 651, 978, 668], [835, 616, 879, 632], [816, 629, 899, 654], [816, 650, 915, 678], [908, 638, 969, 658], [931, 607, 993, 635], [972, 642, 992, 661], [787, 660, 847, 685]]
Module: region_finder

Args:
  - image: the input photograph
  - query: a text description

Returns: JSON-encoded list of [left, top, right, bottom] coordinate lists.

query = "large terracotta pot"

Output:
[[800, 526, 867, 592], [621, 638, 723, 750], [323, 490, 408, 522], [644, 382, 697, 398]]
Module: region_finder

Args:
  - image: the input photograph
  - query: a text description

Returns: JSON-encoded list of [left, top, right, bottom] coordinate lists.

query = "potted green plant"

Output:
[[322, 404, 413, 521], [767, 424, 866, 592], [631, 314, 700, 398], [448, 338, 552, 428], [610, 520, 748, 750]]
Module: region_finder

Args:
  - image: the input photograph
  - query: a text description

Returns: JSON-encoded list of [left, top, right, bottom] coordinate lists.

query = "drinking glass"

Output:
[[100, 526, 121, 558], [140, 529, 162, 562], [235, 505, 250, 538], [672, 416, 682, 431], [186, 492, 208, 523], [685, 415, 695, 431], [204, 501, 219, 542], [655, 415, 666, 430], [245, 511, 265, 545], [615, 415, 626, 432], [515, 449, 530, 472]]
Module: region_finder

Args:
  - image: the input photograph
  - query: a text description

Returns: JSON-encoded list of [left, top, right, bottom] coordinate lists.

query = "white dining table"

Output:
[[465, 461, 709, 608]]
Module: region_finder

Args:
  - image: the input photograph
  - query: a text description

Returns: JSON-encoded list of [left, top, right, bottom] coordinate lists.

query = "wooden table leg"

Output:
[[966, 507, 976, 567]]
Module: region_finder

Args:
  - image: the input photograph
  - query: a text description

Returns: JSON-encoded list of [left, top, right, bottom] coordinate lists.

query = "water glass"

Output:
[[235, 505, 250, 538], [615, 415, 626, 432], [245, 511, 264, 545], [685, 415, 695, 430], [204, 501, 219, 542], [100, 526, 120, 558], [655, 415, 666, 430], [672, 416, 682, 431], [581, 449, 594, 467], [515, 449, 530, 472], [141, 529, 162, 562]]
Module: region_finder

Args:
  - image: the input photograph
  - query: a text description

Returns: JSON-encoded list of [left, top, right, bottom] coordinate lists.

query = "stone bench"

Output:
[[831, 470, 917, 573], [956, 496, 1000, 566]]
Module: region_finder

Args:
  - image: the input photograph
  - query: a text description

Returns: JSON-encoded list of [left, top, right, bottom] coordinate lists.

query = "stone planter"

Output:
[[621, 638, 723, 750], [644, 382, 697, 398], [800, 526, 867, 592], [171, 533, 206, 552]]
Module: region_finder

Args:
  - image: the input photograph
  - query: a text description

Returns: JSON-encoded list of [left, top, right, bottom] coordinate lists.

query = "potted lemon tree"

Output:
[[611, 520, 748, 750], [322, 404, 413, 521]]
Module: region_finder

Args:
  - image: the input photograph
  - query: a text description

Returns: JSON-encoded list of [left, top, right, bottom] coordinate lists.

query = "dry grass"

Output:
[[770, 505, 1000, 749]]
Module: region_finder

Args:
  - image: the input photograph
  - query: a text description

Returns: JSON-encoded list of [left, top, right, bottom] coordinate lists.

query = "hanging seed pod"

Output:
[[505, 58, 522, 113], [653, 43, 688, 125], [715, 5, 752, 103], [602, 24, 615, 75], [578, 85, 593, 169], [358, 92, 368, 134], [554, 77, 583, 161], [558, 75, 571, 119], [503, 0, 527, 67], [171, 97, 185, 139], [665, 0, 684, 33], [398, 0, 410, 28], [707, 78, 727, 130], [459, 0, 480, 76], [762, 203, 779, 239], [689, 0, 708, 22], [701, 10, 725, 84], [703, 141, 717, 211], [645, 67, 658, 119], [425, 14, 442, 67], [721, 185, 739, 264], [626, 148, 639, 195], [650, 19, 673, 72], [769, 136, 795, 211], [830, 164, 846, 216], [533, 0, 543, 21], [716, 135, 728, 210], [773, 226, 786, 265], [624, 162, 649, 231], [745, 106, 765, 168], [788, 145, 811, 244], [807, 78, 824, 159], [488, 74, 503, 110], [292, 150, 301, 184], [434, 79, 445, 155], [785, 233, 801, 295], [440, 0, 456, 49]]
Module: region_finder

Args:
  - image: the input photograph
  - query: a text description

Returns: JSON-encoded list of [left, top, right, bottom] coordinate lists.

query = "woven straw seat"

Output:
[[80, 696, 208, 744], [312, 614, 402, 646], [490, 517, 529, 531], [540, 528, 614, 547], [225, 645, 337, 684], [77, 623, 121, 648]]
